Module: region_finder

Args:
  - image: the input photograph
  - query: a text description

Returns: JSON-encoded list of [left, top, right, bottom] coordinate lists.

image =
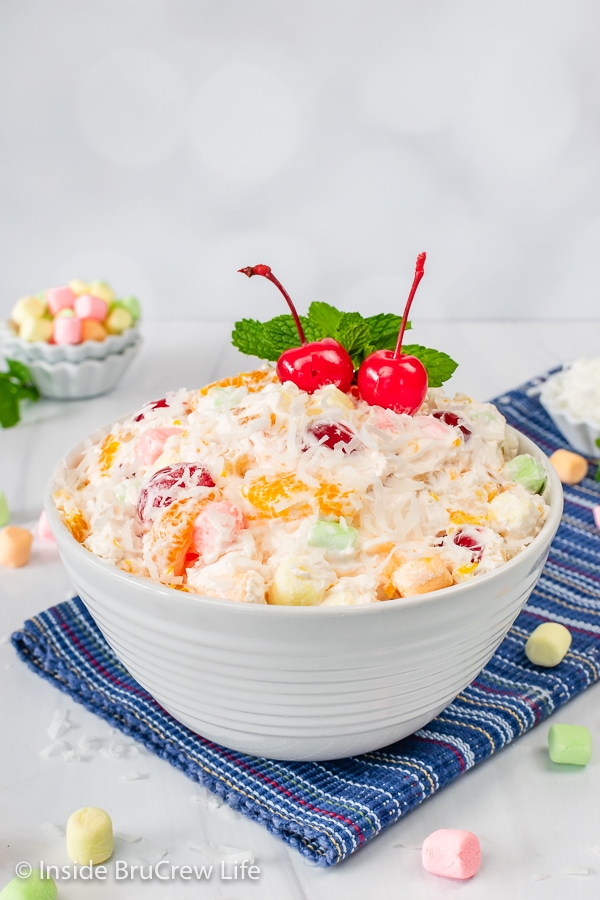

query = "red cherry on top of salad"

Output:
[[137, 463, 215, 521], [357, 253, 428, 415], [238, 264, 354, 394]]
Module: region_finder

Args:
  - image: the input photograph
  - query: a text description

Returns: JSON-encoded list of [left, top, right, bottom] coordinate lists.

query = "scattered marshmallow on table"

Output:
[[549, 449, 588, 485], [525, 622, 572, 667], [37, 510, 56, 543], [548, 723, 592, 766], [0, 869, 57, 899], [66, 806, 114, 865], [422, 829, 481, 879], [0, 491, 9, 527], [594, 506, 600, 529], [0, 526, 33, 567]]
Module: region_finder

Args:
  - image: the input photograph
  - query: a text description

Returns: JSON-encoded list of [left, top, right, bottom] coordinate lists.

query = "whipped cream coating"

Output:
[[53, 369, 550, 606]]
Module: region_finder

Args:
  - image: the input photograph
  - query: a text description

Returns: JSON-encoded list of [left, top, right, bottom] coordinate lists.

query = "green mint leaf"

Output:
[[402, 344, 458, 388], [263, 314, 304, 354], [307, 301, 343, 336], [6, 358, 33, 384], [596, 437, 600, 449], [335, 312, 371, 368], [365, 313, 410, 350], [231, 318, 279, 362], [0, 379, 20, 428]]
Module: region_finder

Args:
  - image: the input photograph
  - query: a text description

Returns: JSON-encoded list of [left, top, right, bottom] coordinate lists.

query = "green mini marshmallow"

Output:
[[503, 454, 546, 494], [0, 491, 9, 527], [525, 622, 572, 667], [548, 723, 592, 766], [113, 295, 141, 322], [0, 869, 57, 899], [56, 307, 75, 318], [308, 520, 358, 555]]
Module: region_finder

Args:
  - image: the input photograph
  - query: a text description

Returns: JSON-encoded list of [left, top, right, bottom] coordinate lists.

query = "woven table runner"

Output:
[[11, 373, 600, 867]]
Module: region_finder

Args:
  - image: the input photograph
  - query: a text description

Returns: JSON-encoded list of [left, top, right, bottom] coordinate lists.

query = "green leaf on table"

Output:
[[0, 357, 40, 428]]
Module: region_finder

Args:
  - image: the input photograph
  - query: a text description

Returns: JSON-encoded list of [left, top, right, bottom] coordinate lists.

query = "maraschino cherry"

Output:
[[238, 264, 354, 394], [357, 253, 428, 415]]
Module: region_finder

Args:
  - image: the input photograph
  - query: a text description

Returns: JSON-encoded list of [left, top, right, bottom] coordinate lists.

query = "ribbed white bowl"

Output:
[[27, 336, 142, 399], [45, 426, 563, 760], [1, 322, 139, 363]]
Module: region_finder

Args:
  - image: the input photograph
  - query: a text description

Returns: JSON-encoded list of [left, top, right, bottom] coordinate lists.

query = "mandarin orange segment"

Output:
[[64, 509, 91, 543], [149, 495, 215, 578], [243, 473, 311, 519], [98, 434, 120, 474], [448, 510, 485, 526], [315, 482, 359, 519], [198, 368, 278, 397]]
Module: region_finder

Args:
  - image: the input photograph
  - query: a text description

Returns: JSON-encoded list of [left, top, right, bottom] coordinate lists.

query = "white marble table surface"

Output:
[[1, 320, 600, 900]]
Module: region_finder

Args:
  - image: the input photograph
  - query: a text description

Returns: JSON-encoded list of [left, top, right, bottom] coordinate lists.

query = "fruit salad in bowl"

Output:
[[45, 256, 563, 759]]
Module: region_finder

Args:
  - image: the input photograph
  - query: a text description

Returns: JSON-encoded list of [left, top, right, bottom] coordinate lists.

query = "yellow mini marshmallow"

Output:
[[391, 556, 453, 597], [525, 622, 572, 667], [66, 806, 114, 865], [11, 295, 45, 325], [19, 316, 53, 342], [268, 558, 330, 606], [69, 279, 92, 296], [105, 306, 133, 334], [549, 449, 588, 485], [0, 526, 33, 568], [89, 280, 115, 303]]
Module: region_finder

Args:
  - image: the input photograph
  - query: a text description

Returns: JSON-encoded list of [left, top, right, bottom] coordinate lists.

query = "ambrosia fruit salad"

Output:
[[52, 256, 550, 606]]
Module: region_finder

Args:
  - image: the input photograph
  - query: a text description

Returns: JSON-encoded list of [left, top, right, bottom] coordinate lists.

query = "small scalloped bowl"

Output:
[[25, 336, 142, 399], [1, 321, 140, 363], [539, 367, 600, 459]]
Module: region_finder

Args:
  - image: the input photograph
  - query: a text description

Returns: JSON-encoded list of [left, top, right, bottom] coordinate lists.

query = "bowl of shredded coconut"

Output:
[[45, 368, 563, 760], [540, 359, 600, 458]]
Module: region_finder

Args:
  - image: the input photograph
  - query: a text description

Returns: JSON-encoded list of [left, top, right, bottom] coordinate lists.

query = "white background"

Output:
[[2, 0, 600, 324]]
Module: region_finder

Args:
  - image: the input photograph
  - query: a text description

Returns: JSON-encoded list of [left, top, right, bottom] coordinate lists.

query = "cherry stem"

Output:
[[238, 264, 307, 345], [394, 252, 426, 359]]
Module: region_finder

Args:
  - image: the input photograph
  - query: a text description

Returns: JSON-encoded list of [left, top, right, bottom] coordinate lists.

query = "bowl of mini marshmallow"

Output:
[[1, 279, 142, 399]]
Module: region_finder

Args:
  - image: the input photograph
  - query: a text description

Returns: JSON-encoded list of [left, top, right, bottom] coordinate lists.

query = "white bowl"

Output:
[[27, 336, 142, 399], [1, 321, 140, 363], [45, 426, 563, 761], [539, 368, 600, 458]]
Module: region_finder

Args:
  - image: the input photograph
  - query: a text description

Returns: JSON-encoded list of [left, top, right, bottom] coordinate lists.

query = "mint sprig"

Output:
[[232, 301, 457, 385], [0, 358, 39, 428]]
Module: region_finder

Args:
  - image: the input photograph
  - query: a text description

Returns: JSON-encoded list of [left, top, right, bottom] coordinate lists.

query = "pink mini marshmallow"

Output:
[[136, 428, 183, 466], [53, 314, 82, 344], [74, 293, 108, 321], [46, 285, 76, 316], [422, 829, 481, 880], [192, 501, 246, 563], [37, 510, 56, 543], [594, 506, 600, 529]]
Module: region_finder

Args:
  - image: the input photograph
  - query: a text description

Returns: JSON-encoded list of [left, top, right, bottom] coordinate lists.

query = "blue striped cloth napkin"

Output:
[[11, 373, 600, 866]]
